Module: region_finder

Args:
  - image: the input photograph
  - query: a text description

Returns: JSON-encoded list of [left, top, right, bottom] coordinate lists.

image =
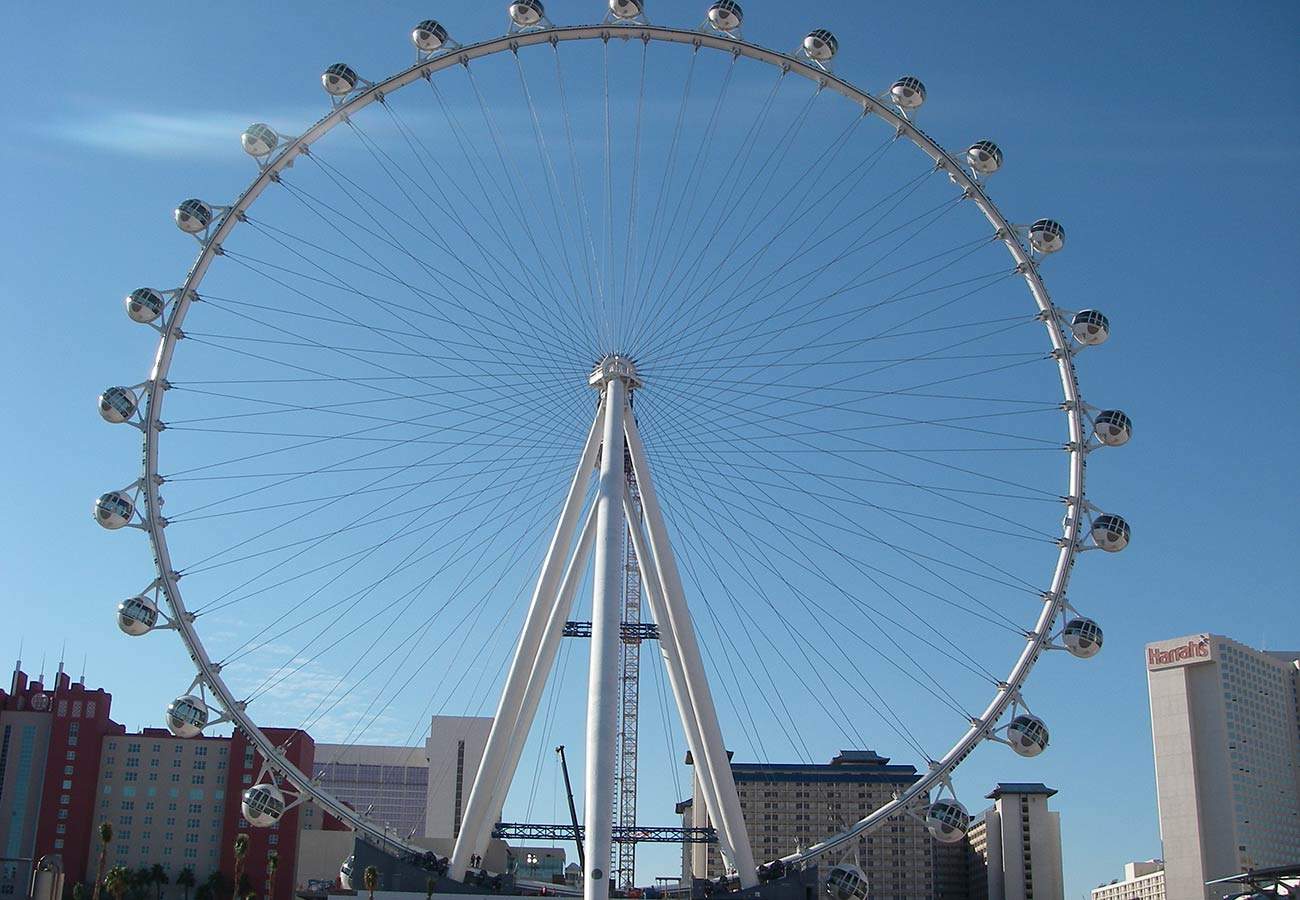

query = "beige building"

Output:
[[424, 715, 494, 840], [89, 729, 231, 881], [682, 750, 935, 900], [1147, 634, 1300, 900], [313, 743, 428, 840], [964, 784, 1063, 900], [1090, 861, 1166, 900]]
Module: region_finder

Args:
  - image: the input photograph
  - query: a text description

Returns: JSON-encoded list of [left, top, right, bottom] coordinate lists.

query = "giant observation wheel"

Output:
[[95, 3, 1131, 898]]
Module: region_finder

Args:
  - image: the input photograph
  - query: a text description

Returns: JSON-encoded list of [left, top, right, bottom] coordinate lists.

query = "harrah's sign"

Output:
[[1147, 634, 1214, 671]]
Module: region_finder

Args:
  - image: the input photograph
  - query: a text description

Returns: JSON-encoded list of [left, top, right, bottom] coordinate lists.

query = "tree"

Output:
[[176, 869, 196, 900], [265, 850, 279, 900], [425, 876, 435, 900], [231, 834, 250, 900], [105, 867, 130, 900], [150, 865, 169, 900], [129, 867, 151, 900], [362, 867, 378, 900], [91, 822, 114, 900], [73, 883, 86, 900]]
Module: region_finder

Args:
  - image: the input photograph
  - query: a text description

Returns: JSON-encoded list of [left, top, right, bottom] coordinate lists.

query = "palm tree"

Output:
[[265, 849, 279, 900], [91, 822, 114, 900], [73, 883, 86, 900], [231, 834, 250, 900], [176, 869, 196, 900], [150, 865, 169, 900], [425, 876, 435, 900], [362, 867, 378, 900], [130, 867, 152, 900], [105, 867, 130, 900]]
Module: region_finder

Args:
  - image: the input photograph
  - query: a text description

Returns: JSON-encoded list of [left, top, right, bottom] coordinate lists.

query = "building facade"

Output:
[[961, 784, 1063, 900], [0, 664, 122, 895], [1090, 860, 1166, 900], [684, 750, 936, 900], [313, 743, 428, 840], [424, 716, 493, 840], [1147, 633, 1300, 900]]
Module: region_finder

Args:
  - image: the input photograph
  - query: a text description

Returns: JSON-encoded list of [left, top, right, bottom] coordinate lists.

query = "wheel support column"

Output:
[[583, 375, 627, 900]]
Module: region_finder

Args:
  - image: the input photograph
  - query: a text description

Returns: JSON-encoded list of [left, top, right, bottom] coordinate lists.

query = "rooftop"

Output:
[[986, 782, 1058, 799]]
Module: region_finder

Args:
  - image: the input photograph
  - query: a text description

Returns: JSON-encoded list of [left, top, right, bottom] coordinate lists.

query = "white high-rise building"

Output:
[[965, 783, 1064, 900], [1090, 860, 1166, 900], [1146, 633, 1300, 900], [424, 715, 495, 840]]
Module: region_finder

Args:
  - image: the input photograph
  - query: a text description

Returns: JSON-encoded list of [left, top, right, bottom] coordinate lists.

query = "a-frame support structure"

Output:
[[448, 356, 757, 900]]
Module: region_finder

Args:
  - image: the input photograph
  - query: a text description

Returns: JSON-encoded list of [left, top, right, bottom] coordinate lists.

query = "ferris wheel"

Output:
[[95, 2, 1131, 897]]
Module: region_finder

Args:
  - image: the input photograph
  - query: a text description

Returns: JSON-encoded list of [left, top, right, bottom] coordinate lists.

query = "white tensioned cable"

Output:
[[137, 23, 1086, 864]]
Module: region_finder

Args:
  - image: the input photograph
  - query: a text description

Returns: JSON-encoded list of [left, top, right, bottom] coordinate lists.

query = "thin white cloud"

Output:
[[43, 109, 319, 160]]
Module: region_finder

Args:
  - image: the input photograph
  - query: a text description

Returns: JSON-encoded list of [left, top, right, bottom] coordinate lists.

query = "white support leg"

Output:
[[623, 496, 736, 872], [450, 406, 605, 880], [583, 376, 627, 900], [624, 412, 759, 888], [468, 506, 598, 858]]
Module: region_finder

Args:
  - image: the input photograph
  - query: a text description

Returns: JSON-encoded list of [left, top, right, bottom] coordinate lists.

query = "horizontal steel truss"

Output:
[[563, 621, 661, 640], [493, 823, 717, 844]]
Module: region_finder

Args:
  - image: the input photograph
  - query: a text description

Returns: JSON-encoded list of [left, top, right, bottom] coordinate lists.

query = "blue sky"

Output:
[[3, 2, 1299, 898]]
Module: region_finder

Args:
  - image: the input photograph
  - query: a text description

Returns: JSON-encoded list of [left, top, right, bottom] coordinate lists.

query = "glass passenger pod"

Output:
[[967, 140, 1003, 175], [174, 199, 212, 234], [165, 694, 209, 738], [925, 799, 970, 843], [707, 1, 742, 31], [609, 0, 643, 19], [890, 76, 926, 110], [824, 865, 869, 900], [1090, 513, 1129, 552], [241, 123, 278, 158], [1062, 617, 1103, 658], [803, 29, 838, 62], [509, 0, 545, 27], [94, 491, 134, 530], [1070, 309, 1109, 346], [412, 19, 449, 52], [242, 783, 287, 827], [322, 63, 359, 96], [1093, 409, 1132, 446], [118, 595, 159, 636], [339, 856, 355, 891], [1029, 218, 1065, 254], [125, 288, 165, 324], [99, 386, 139, 424], [1006, 714, 1050, 757]]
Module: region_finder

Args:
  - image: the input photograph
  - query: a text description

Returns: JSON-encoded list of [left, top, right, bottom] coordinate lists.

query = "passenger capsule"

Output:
[[609, 0, 643, 18], [339, 857, 356, 892], [1090, 513, 1130, 553], [824, 865, 869, 900], [1029, 218, 1065, 254], [322, 63, 359, 96], [174, 199, 213, 235], [1006, 714, 1050, 757], [1061, 617, 1103, 659], [165, 694, 209, 738], [925, 799, 970, 843], [967, 140, 1003, 175], [241, 123, 278, 158], [98, 386, 139, 424], [94, 491, 134, 530], [509, 0, 545, 27], [1070, 309, 1110, 346], [117, 595, 159, 636], [707, 1, 742, 31], [242, 783, 287, 828], [412, 19, 449, 52], [1093, 409, 1132, 446], [803, 29, 838, 62], [125, 288, 165, 324], [890, 76, 926, 110]]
